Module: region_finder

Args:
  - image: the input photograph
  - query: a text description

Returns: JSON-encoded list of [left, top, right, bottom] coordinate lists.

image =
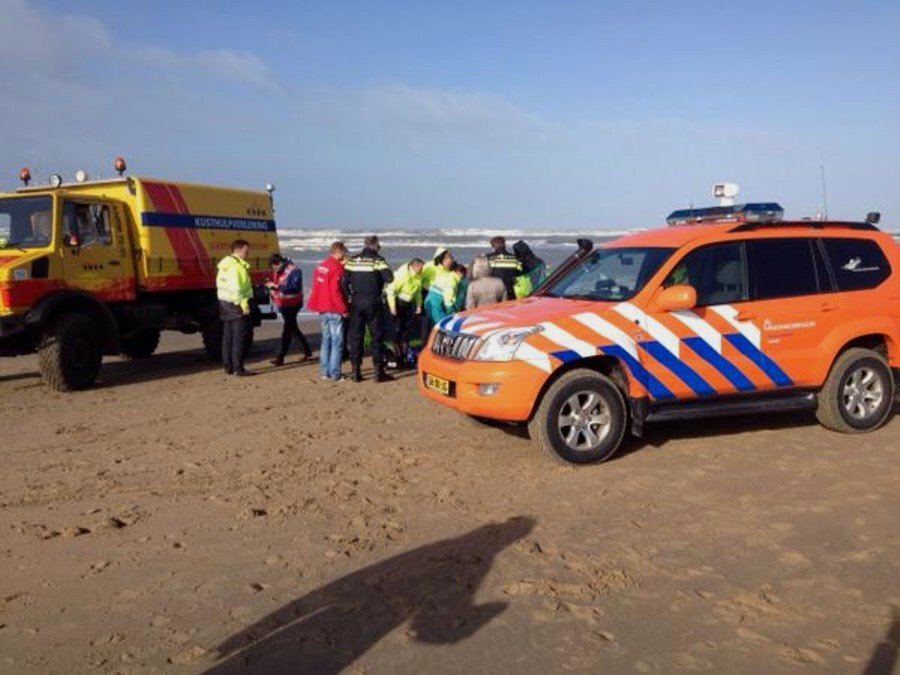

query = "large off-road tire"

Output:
[[816, 347, 895, 433], [201, 320, 254, 361], [37, 313, 102, 392], [201, 320, 223, 361], [527, 368, 627, 465], [120, 328, 161, 359]]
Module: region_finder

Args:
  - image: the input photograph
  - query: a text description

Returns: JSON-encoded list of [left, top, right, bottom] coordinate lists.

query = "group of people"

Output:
[[214, 235, 547, 381]]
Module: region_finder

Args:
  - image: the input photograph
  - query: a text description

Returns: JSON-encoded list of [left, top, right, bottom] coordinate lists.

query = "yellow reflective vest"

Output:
[[386, 263, 424, 312], [216, 255, 253, 313]]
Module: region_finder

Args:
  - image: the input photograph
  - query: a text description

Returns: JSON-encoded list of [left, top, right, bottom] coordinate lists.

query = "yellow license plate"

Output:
[[425, 373, 451, 396]]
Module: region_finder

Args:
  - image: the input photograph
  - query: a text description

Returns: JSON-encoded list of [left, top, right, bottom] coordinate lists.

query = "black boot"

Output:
[[352, 367, 364, 383], [375, 368, 394, 383]]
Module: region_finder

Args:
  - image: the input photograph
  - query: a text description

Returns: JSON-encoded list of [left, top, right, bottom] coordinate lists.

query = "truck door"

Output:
[[61, 200, 136, 302]]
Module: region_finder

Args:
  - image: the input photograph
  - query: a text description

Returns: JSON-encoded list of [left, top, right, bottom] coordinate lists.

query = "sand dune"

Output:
[[0, 324, 898, 673]]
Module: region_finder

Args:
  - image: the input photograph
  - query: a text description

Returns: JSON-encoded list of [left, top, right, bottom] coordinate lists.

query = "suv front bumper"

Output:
[[417, 348, 547, 421]]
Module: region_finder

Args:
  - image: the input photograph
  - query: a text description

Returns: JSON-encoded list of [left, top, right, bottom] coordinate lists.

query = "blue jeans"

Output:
[[319, 312, 344, 379]]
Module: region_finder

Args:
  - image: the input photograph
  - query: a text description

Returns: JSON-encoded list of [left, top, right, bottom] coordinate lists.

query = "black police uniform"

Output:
[[487, 248, 522, 301], [341, 247, 394, 379]]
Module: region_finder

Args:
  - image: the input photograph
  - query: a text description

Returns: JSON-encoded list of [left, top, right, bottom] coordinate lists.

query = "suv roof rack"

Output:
[[730, 220, 881, 233], [666, 202, 783, 227]]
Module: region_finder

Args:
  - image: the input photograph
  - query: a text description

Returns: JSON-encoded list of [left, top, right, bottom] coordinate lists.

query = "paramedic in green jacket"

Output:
[[386, 258, 424, 369], [216, 239, 254, 376]]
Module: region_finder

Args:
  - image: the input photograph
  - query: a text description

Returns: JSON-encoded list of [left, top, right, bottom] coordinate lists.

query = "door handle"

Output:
[[108, 260, 120, 266], [821, 301, 839, 312], [735, 311, 756, 321]]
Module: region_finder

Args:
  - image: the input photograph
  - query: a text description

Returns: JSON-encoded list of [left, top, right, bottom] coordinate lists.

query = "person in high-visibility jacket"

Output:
[[512, 240, 548, 299], [487, 236, 523, 300], [420, 246, 447, 293], [386, 258, 424, 368], [216, 239, 254, 376], [424, 250, 458, 328]]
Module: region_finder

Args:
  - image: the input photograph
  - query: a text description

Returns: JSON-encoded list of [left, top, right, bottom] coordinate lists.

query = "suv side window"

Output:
[[664, 242, 747, 306], [822, 238, 891, 291], [748, 238, 820, 301], [63, 202, 112, 247]]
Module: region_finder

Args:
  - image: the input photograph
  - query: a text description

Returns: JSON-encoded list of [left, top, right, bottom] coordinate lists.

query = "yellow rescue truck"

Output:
[[0, 159, 280, 390]]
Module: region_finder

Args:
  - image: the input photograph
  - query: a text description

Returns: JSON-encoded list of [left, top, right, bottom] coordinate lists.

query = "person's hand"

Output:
[[415, 307, 422, 314], [242, 307, 251, 316], [389, 308, 396, 316]]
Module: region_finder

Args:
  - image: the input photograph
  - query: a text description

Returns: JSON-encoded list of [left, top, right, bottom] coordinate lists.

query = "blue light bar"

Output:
[[666, 202, 784, 226]]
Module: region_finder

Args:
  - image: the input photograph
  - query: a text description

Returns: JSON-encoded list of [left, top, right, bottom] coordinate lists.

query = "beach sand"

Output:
[[1, 323, 898, 673]]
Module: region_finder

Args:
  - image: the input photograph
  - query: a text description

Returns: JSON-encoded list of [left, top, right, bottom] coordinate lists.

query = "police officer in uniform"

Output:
[[341, 235, 394, 383], [487, 236, 522, 301]]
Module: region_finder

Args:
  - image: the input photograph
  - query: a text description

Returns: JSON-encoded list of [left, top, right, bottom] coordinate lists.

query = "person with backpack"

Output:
[[267, 253, 312, 366]]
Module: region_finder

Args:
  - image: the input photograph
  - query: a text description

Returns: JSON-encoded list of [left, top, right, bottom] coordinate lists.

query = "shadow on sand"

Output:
[[204, 516, 534, 675], [863, 606, 900, 675]]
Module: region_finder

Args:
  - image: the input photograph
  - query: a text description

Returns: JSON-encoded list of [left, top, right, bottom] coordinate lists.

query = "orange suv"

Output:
[[418, 203, 900, 464]]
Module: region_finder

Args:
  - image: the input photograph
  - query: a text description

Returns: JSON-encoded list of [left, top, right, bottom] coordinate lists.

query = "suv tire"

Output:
[[120, 328, 161, 359], [528, 368, 627, 465], [816, 347, 895, 433], [37, 313, 102, 391]]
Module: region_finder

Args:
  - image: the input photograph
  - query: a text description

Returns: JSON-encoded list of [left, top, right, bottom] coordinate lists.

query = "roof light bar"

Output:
[[666, 202, 784, 227]]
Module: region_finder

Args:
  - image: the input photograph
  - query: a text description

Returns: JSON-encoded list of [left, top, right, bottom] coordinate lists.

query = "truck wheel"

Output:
[[527, 368, 627, 465], [243, 327, 255, 357], [120, 329, 161, 359], [201, 320, 223, 361], [37, 313, 102, 391], [816, 347, 894, 433]]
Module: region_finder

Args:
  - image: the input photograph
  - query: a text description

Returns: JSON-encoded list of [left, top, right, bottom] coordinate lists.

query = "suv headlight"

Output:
[[472, 326, 543, 362]]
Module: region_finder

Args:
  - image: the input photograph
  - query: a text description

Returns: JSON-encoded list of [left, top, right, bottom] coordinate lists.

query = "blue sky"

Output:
[[1, 0, 898, 230]]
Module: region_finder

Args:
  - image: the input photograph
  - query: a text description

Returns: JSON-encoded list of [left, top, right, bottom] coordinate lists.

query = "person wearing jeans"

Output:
[[318, 312, 344, 380], [306, 241, 349, 381]]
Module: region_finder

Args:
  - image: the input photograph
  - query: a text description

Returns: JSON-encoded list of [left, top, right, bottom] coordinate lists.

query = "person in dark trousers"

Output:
[[266, 253, 312, 366], [341, 235, 394, 383], [216, 239, 254, 377], [486, 236, 522, 301]]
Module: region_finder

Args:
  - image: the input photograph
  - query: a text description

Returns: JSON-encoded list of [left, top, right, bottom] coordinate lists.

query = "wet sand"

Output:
[[1, 324, 898, 673]]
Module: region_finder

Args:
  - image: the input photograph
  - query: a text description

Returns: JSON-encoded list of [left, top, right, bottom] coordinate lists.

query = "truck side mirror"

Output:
[[655, 284, 697, 311]]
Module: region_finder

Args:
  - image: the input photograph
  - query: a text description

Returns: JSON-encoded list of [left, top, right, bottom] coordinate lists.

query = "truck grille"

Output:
[[431, 330, 480, 360]]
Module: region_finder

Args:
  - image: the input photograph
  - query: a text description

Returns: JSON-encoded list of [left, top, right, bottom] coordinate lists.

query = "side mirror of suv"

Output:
[[655, 284, 697, 311]]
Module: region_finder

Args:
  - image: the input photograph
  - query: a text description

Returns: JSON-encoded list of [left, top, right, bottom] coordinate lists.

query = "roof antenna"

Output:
[[819, 163, 828, 221]]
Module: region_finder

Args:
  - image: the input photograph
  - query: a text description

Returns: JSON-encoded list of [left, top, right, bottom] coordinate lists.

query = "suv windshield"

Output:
[[543, 246, 676, 301], [0, 196, 53, 249]]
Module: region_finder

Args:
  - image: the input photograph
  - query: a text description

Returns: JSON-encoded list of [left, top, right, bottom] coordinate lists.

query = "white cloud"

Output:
[[295, 84, 550, 150]]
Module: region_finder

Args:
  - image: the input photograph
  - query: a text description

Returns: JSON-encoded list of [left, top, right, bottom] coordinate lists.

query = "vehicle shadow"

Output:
[[863, 605, 900, 675], [487, 410, 833, 463], [203, 516, 535, 675]]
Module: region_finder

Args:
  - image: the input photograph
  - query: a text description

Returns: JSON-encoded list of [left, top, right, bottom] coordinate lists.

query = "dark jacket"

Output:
[[341, 247, 394, 306], [486, 248, 522, 301]]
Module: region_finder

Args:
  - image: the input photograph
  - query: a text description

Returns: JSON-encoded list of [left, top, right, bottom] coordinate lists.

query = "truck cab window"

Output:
[[0, 196, 53, 249], [64, 202, 112, 247]]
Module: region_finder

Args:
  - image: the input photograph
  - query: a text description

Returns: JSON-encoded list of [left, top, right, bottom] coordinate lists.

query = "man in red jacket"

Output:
[[306, 241, 349, 381]]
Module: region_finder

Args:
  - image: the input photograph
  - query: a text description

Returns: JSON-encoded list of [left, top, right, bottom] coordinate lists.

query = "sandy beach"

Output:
[[0, 323, 898, 674]]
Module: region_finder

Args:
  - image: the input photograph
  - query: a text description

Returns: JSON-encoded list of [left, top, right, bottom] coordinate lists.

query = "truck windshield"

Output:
[[0, 196, 53, 249], [543, 246, 676, 301]]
